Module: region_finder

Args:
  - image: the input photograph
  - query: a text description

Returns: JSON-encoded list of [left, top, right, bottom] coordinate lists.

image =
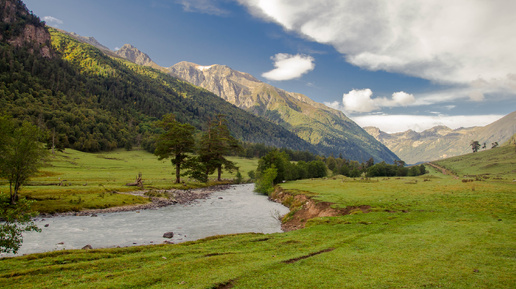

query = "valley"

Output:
[[1, 1, 515, 287]]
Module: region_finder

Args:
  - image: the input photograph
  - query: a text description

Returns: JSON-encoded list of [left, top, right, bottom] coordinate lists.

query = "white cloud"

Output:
[[238, 0, 516, 97], [329, 89, 416, 113], [262, 53, 315, 81], [43, 16, 63, 26], [352, 114, 504, 133], [341, 89, 378, 113], [176, 0, 229, 15]]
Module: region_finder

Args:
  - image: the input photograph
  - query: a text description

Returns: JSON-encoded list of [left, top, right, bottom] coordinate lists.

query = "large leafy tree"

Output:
[[199, 115, 241, 181], [0, 116, 45, 253], [154, 114, 196, 184], [256, 150, 291, 184], [0, 116, 48, 204], [0, 195, 40, 254]]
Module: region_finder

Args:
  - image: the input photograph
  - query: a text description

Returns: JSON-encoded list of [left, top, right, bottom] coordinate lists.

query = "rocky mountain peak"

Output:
[[115, 44, 154, 66]]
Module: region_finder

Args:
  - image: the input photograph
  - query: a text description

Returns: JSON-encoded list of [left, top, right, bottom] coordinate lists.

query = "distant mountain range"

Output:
[[116, 45, 398, 162], [364, 111, 516, 164]]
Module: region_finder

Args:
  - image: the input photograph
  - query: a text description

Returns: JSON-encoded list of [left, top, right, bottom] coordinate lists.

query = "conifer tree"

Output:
[[199, 115, 240, 181], [154, 114, 195, 184]]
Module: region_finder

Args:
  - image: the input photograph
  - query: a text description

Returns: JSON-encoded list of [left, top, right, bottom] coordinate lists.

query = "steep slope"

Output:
[[0, 0, 52, 57], [168, 61, 398, 162], [0, 1, 317, 153], [365, 111, 516, 164], [114, 44, 164, 71]]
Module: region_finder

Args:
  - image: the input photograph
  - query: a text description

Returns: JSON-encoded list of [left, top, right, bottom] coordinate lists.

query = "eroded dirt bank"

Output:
[[270, 186, 370, 231]]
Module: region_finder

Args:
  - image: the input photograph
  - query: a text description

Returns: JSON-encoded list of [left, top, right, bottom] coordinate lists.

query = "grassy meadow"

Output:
[[0, 146, 515, 288], [0, 148, 257, 214]]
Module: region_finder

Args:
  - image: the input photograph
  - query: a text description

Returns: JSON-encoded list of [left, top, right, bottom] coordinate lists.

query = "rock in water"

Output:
[[82, 244, 93, 250], [163, 232, 174, 238]]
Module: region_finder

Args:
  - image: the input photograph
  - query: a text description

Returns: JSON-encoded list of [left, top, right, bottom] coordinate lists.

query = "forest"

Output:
[[0, 14, 317, 154]]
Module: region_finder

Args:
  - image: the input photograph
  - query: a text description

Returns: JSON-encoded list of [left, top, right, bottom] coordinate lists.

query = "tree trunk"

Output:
[[9, 182, 18, 205], [175, 162, 181, 183], [217, 166, 222, 181]]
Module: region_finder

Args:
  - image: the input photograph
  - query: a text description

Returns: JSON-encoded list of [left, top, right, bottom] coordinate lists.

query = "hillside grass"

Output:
[[0, 149, 257, 214], [432, 145, 516, 180], [0, 148, 514, 288]]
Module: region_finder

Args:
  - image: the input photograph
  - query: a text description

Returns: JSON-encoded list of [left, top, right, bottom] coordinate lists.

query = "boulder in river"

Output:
[[163, 232, 174, 238], [82, 244, 93, 250]]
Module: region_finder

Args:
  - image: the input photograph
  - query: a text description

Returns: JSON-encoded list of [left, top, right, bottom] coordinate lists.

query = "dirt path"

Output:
[[426, 162, 460, 179]]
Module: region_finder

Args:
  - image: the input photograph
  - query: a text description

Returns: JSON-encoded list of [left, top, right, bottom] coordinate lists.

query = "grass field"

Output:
[[432, 145, 516, 180], [0, 147, 514, 288], [0, 148, 258, 214]]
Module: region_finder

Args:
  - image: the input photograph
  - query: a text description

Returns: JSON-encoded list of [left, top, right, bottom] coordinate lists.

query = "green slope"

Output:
[[169, 62, 399, 162], [0, 1, 317, 153], [431, 144, 516, 180]]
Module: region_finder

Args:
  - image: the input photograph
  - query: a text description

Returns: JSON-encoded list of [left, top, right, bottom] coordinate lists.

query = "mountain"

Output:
[[0, 0, 52, 57], [0, 0, 317, 154], [114, 44, 163, 71], [167, 61, 398, 163], [365, 111, 516, 164]]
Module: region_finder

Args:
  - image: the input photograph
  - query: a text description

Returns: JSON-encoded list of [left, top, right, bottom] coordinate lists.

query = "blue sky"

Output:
[[24, 0, 516, 133]]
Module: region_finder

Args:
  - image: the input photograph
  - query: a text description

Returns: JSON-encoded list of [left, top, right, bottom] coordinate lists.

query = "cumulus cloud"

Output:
[[262, 53, 315, 81], [327, 89, 416, 113], [238, 0, 516, 96], [43, 16, 63, 26], [353, 114, 504, 133]]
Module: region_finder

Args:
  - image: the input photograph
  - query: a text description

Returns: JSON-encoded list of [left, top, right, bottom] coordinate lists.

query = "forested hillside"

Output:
[[0, 0, 316, 153]]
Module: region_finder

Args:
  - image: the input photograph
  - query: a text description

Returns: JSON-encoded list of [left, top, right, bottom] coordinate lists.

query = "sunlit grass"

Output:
[[0, 148, 258, 213], [1, 149, 514, 288]]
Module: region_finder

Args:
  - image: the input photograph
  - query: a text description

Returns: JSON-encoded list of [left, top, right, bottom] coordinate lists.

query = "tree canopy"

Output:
[[153, 114, 195, 184]]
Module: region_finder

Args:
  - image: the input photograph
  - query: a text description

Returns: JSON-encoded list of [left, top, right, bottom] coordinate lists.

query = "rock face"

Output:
[[364, 110, 516, 164], [0, 0, 52, 57], [168, 61, 398, 162], [114, 44, 163, 70]]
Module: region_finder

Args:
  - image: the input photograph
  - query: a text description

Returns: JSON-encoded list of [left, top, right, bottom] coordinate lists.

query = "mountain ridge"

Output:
[[49, 30, 398, 162], [365, 111, 516, 164], [167, 61, 398, 162], [0, 0, 320, 154]]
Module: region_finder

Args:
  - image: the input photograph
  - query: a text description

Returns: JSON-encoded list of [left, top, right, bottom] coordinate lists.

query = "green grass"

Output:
[[432, 145, 516, 180], [0, 149, 258, 214], [0, 149, 514, 288]]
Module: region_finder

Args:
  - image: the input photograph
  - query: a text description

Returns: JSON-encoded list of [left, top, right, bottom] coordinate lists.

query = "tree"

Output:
[[256, 150, 290, 184], [0, 117, 49, 204], [199, 115, 240, 181], [0, 194, 40, 254], [470, 140, 481, 153], [154, 114, 195, 184], [254, 166, 278, 195]]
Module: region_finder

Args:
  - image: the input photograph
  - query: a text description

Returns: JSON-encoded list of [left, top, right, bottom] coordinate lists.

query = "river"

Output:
[[4, 184, 289, 257]]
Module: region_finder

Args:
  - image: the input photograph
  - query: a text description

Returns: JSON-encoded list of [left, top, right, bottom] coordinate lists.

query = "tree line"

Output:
[[254, 153, 427, 195]]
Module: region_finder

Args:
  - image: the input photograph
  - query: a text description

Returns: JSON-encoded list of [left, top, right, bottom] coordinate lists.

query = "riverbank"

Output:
[[38, 185, 231, 218], [8, 184, 289, 257]]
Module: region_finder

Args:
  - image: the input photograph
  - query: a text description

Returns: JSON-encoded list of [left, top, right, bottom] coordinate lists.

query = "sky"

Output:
[[24, 0, 516, 133]]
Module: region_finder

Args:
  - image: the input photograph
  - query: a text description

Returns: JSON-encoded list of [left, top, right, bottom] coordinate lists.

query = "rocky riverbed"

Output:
[[39, 185, 230, 218]]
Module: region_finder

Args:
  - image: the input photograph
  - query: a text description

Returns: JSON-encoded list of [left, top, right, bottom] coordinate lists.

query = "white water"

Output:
[[4, 184, 289, 257]]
